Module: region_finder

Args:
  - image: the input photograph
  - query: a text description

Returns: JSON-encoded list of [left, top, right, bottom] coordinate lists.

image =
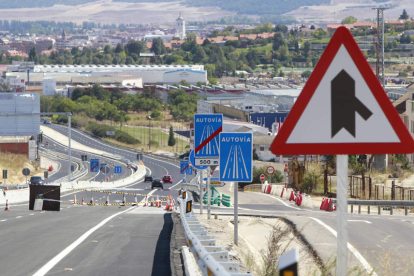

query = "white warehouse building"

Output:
[[6, 64, 207, 85]]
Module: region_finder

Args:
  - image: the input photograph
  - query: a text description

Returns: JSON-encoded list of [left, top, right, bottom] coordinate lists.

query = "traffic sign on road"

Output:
[[260, 174, 265, 182], [266, 166, 275, 175], [219, 133, 252, 182], [194, 114, 223, 166], [101, 166, 110, 174], [22, 168, 30, 176], [270, 26, 414, 155], [90, 159, 99, 172], [180, 161, 192, 175], [114, 166, 122, 174]]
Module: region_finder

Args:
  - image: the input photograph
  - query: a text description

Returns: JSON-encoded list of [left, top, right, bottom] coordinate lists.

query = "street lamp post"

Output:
[[148, 115, 152, 150]]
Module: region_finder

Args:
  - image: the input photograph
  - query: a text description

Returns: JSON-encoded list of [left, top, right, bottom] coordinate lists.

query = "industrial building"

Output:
[[6, 63, 207, 86]]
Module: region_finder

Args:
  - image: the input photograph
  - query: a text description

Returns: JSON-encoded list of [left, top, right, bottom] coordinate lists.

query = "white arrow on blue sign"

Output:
[[90, 159, 99, 173], [219, 133, 253, 182], [194, 114, 223, 166], [114, 166, 122, 174]]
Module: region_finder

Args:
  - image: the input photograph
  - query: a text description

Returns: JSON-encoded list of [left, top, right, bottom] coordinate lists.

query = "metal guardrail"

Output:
[[331, 199, 414, 215], [177, 191, 251, 276]]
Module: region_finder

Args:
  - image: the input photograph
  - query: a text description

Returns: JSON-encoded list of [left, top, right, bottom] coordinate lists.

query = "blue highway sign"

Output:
[[90, 159, 99, 173], [180, 161, 189, 175], [219, 133, 253, 182], [194, 114, 223, 166], [114, 166, 122, 174]]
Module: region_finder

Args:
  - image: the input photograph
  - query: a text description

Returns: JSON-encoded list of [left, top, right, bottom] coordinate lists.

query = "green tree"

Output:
[[303, 41, 311, 58], [272, 32, 285, 51], [29, 47, 37, 62], [151, 38, 166, 55], [341, 16, 357, 24], [301, 70, 312, 78], [399, 9, 409, 20], [168, 126, 175, 146]]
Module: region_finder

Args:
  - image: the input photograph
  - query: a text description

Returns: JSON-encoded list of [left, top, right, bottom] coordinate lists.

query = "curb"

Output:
[[181, 246, 203, 276]]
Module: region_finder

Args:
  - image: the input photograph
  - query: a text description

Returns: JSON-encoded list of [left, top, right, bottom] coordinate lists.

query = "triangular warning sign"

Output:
[[271, 26, 414, 155]]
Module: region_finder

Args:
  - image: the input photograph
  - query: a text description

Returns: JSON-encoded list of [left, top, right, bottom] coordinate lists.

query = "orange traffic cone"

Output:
[[143, 196, 148, 207], [165, 196, 170, 210], [90, 196, 94, 205], [82, 197, 85, 206], [4, 199, 9, 211], [6, 185, 8, 191], [122, 193, 126, 206], [134, 195, 138, 206], [105, 194, 110, 205], [73, 194, 77, 205], [156, 195, 160, 207]]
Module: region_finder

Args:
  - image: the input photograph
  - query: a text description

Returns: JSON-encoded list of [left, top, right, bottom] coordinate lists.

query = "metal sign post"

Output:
[[234, 181, 239, 245], [199, 169, 203, 214], [337, 155, 348, 276], [68, 115, 72, 182], [207, 166, 211, 220]]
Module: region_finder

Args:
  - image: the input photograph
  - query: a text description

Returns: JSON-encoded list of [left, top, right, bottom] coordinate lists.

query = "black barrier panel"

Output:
[[29, 185, 60, 211]]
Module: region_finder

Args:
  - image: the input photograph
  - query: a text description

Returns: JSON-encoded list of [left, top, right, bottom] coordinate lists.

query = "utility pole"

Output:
[[373, 7, 388, 170], [373, 7, 388, 88]]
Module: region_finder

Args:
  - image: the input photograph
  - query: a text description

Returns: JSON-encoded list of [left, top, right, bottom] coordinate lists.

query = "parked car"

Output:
[[29, 176, 44, 185], [151, 179, 163, 189], [162, 175, 173, 183], [43, 120, 51, 124], [144, 174, 153, 182]]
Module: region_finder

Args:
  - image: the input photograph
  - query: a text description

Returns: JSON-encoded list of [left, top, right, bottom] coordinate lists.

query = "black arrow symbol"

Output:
[[331, 70, 373, 138]]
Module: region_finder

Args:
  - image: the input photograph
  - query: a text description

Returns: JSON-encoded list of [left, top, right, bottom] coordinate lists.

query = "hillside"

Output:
[[113, 0, 330, 16], [0, 0, 96, 9]]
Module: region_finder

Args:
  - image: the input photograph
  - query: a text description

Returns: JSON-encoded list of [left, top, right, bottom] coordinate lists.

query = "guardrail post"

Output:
[[368, 206, 370, 214], [390, 206, 393, 215], [405, 207, 408, 216], [358, 205, 361, 214], [350, 205, 353, 213], [378, 206, 381, 215]]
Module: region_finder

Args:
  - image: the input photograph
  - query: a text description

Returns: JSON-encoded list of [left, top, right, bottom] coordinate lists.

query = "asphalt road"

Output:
[[0, 124, 189, 276]]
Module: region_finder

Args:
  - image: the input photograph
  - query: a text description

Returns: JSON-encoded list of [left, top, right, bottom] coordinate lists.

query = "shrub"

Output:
[[150, 140, 159, 147]]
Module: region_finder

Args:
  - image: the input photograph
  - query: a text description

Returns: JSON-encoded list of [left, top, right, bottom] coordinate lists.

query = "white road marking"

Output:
[[16, 216, 22, 219], [309, 217, 377, 276], [33, 207, 135, 276], [260, 193, 301, 210], [348, 220, 372, 224], [0, 219, 6, 222]]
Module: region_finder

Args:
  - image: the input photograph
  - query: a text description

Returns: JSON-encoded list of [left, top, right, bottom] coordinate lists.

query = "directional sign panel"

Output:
[[114, 166, 122, 174], [90, 159, 99, 173], [270, 26, 414, 155], [194, 114, 223, 166], [219, 133, 253, 182]]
